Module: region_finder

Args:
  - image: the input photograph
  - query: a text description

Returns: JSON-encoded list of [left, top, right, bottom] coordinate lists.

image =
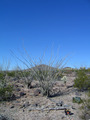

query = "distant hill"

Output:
[[63, 67, 73, 70], [30, 64, 57, 71], [25, 64, 73, 72]]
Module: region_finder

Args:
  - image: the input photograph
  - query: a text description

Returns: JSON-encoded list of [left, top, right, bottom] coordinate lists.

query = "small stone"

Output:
[[67, 85, 73, 88], [61, 116, 65, 119], [75, 91, 82, 96], [0, 115, 8, 120], [56, 101, 64, 106], [20, 85, 24, 88], [15, 101, 20, 103], [16, 88, 21, 92], [34, 89, 41, 96], [0, 97, 3, 101], [63, 104, 70, 107], [23, 102, 30, 108], [85, 114, 90, 120], [32, 103, 39, 107], [11, 94, 16, 100], [20, 92, 26, 97], [72, 106, 76, 109], [10, 105, 14, 108], [13, 77, 17, 81]]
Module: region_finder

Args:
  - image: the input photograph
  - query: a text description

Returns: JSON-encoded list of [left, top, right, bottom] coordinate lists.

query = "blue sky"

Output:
[[0, 0, 90, 69]]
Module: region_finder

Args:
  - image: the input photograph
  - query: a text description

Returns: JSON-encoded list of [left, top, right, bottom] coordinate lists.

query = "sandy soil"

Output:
[[0, 76, 87, 120]]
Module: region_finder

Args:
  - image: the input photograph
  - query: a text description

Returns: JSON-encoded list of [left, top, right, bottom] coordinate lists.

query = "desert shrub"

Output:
[[24, 70, 35, 88], [34, 69, 59, 97], [80, 90, 90, 120], [0, 85, 13, 101], [7, 70, 22, 78], [87, 68, 90, 73], [55, 69, 63, 79], [15, 70, 23, 79], [74, 69, 90, 90], [12, 68, 35, 88], [7, 71, 16, 77], [23, 71, 31, 77], [0, 72, 4, 79], [7, 70, 26, 79], [0, 71, 13, 101], [12, 47, 68, 97], [72, 97, 83, 104], [0, 72, 6, 86]]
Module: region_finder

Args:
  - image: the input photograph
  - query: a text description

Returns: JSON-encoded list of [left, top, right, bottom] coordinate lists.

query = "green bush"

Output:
[[0, 72, 5, 80], [72, 97, 83, 104], [0, 85, 13, 101], [23, 71, 31, 77], [0, 71, 13, 101], [7, 71, 16, 77], [7, 71, 22, 78], [0, 72, 6, 87], [74, 69, 90, 90]]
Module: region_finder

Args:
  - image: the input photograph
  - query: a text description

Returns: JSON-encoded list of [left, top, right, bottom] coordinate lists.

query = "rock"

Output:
[[12, 77, 17, 81], [19, 85, 24, 88], [85, 114, 90, 120], [16, 88, 21, 92], [11, 94, 16, 100], [0, 115, 7, 120], [0, 114, 11, 120], [63, 104, 70, 108], [32, 103, 39, 107], [15, 101, 20, 103], [61, 84, 65, 87], [0, 97, 3, 101], [72, 97, 82, 103], [75, 91, 82, 96], [72, 106, 76, 109], [8, 94, 16, 101], [22, 102, 30, 108], [61, 116, 65, 119], [56, 101, 64, 106], [14, 85, 19, 88], [10, 106, 14, 109], [34, 89, 41, 96], [20, 92, 26, 97], [67, 85, 73, 88]]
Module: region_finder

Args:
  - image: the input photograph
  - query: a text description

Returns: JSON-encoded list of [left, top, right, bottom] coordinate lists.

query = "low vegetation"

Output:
[[74, 68, 90, 90], [11, 48, 68, 97], [33, 68, 62, 97], [73, 68, 90, 120], [0, 71, 13, 101], [80, 90, 90, 120]]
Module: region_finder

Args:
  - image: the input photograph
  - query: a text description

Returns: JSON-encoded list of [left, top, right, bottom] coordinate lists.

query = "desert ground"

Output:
[[0, 70, 88, 120]]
